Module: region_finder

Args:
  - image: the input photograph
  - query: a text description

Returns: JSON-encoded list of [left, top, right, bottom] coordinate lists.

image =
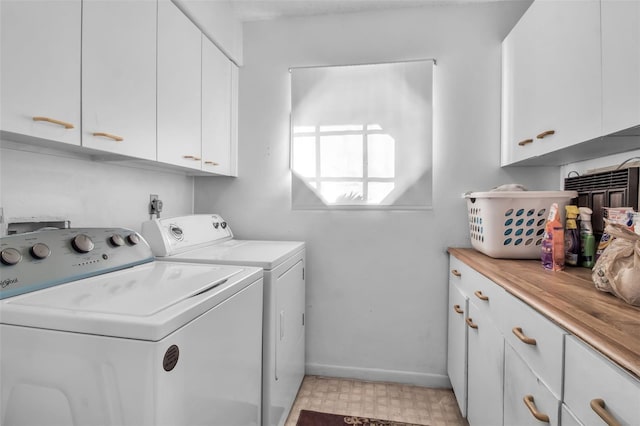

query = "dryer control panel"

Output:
[[0, 228, 154, 299], [142, 214, 234, 257]]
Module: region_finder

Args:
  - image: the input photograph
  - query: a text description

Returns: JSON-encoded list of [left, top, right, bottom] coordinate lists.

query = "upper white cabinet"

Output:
[[157, 0, 202, 170], [0, 0, 81, 146], [601, 0, 640, 135], [82, 0, 157, 160], [202, 35, 238, 176], [501, 0, 602, 166]]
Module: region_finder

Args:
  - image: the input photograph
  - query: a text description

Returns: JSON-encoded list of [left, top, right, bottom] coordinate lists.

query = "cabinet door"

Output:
[[202, 35, 233, 175], [82, 0, 157, 160], [602, 0, 640, 135], [504, 344, 561, 426], [502, 0, 601, 165], [0, 0, 81, 146], [157, 0, 202, 170], [466, 301, 504, 426], [447, 282, 468, 417]]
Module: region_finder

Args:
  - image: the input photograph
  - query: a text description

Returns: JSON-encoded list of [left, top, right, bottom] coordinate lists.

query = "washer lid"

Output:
[[170, 240, 305, 270], [0, 261, 262, 341]]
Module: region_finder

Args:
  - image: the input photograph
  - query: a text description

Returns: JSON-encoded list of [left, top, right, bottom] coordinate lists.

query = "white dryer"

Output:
[[0, 227, 263, 426], [142, 214, 305, 426]]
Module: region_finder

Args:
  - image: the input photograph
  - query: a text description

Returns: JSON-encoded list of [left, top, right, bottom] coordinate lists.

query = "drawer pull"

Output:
[[474, 290, 489, 301], [183, 155, 202, 161], [536, 130, 555, 139], [93, 132, 123, 142], [518, 138, 534, 146], [32, 116, 74, 129], [523, 395, 550, 423], [465, 317, 478, 329], [451, 269, 461, 277], [453, 304, 464, 315], [512, 327, 537, 346], [590, 399, 621, 426], [204, 160, 219, 166]]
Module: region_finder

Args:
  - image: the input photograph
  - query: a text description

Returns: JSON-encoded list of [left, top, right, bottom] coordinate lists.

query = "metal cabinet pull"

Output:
[[512, 327, 537, 345], [518, 138, 534, 146], [32, 116, 74, 129], [93, 132, 123, 142], [204, 161, 219, 166], [465, 317, 478, 329], [183, 155, 201, 161], [474, 290, 489, 301], [536, 130, 555, 139], [523, 395, 550, 423], [590, 399, 621, 426], [453, 304, 464, 315], [451, 269, 462, 277]]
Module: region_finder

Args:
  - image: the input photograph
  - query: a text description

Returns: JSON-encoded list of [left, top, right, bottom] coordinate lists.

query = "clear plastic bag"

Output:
[[592, 222, 640, 306]]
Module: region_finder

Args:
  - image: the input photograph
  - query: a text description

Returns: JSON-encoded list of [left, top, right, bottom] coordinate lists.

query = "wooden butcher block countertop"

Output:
[[448, 247, 640, 379]]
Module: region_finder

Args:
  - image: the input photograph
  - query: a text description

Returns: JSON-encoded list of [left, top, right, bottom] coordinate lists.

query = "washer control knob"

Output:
[[127, 233, 141, 245], [0, 248, 22, 265], [220, 222, 227, 229], [110, 234, 125, 247], [30, 243, 51, 260], [213, 222, 219, 229], [71, 234, 94, 253]]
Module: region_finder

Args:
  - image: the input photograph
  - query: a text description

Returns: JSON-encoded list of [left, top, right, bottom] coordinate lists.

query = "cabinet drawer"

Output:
[[504, 344, 561, 426], [449, 256, 473, 297], [466, 270, 504, 325], [564, 336, 640, 425], [497, 291, 566, 398]]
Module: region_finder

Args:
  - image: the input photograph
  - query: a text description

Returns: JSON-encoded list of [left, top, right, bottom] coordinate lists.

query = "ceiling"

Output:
[[228, 0, 498, 22]]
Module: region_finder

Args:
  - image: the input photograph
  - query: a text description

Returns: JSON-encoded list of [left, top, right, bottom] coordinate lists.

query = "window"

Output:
[[290, 60, 434, 209]]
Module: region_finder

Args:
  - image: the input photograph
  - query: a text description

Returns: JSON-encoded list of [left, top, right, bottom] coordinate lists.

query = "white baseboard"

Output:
[[305, 363, 452, 389]]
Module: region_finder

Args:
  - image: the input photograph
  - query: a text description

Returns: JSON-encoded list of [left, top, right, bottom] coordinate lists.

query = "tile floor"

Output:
[[284, 375, 468, 426]]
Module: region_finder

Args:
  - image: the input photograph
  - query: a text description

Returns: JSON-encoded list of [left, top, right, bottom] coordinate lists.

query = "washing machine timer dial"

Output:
[[71, 234, 95, 253]]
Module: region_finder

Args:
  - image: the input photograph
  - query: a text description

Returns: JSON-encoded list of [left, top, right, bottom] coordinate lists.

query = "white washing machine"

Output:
[[0, 227, 263, 426], [142, 214, 305, 426]]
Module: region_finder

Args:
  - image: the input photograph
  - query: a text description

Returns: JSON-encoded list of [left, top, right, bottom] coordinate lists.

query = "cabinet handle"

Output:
[[465, 317, 478, 329], [32, 116, 74, 129], [183, 155, 201, 161], [536, 130, 555, 139], [204, 161, 219, 166], [590, 399, 621, 426], [453, 304, 464, 315], [523, 395, 550, 423], [92, 132, 123, 142], [474, 290, 489, 301], [512, 327, 537, 345], [518, 138, 534, 146], [451, 269, 461, 277]]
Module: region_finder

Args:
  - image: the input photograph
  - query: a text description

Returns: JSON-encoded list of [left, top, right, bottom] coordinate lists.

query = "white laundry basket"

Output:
[[465, 191, 578, 259]]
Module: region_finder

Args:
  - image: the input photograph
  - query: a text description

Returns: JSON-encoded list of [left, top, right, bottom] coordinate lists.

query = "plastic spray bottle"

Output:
[[564, 205, 580, 266], [579, 207, 595, 268], [541, 203, 565, 271]]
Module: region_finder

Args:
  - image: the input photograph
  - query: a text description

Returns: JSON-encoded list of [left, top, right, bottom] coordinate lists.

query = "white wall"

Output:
[[194, 3, 560, 387], [560, 148, 640, 177], [0, 144, 193, 232]]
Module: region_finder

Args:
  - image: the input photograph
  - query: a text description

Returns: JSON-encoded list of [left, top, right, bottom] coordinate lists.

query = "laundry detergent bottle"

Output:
[[541, 203, 565, 271], [579, 207, 595, 268], [564, 205, 580, 266]]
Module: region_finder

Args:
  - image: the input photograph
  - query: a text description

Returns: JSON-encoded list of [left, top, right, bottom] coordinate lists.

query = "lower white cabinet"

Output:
[[447, 279, 468, 417], [466, 300, 504, 426], [504, 343, 560, 426], [564, 336, 640, 426]]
